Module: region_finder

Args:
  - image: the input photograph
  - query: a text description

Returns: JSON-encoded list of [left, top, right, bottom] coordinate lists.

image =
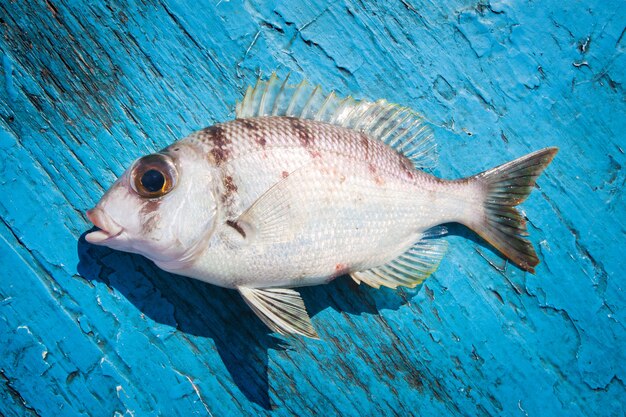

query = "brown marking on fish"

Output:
[[140, 199, 162, 233], [239, 118, 258, 132], [339, 174, 346, 183], [222, 175, 238, 203], [223, 175, 237, 193], [162, 142, 181, 154], [367, 162, 385, 185], [398, 153, 415, 180], [450, 176, 473, 186], [289, 117, 314, 147], [282, 171, 289, 179], [226, 220, 246, 238], [288, 118, 323, 158], [204, 125, 230, 166], [141, 199, 162, 214], [361, 134, 371, 161], [239, 119, 267, 147]]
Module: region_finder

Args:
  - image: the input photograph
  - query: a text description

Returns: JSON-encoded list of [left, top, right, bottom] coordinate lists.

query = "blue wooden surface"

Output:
[[1, 1, 625, 416]]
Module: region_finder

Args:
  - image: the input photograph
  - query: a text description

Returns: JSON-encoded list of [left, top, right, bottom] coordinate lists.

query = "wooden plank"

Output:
[[1, 0, 624, 415]]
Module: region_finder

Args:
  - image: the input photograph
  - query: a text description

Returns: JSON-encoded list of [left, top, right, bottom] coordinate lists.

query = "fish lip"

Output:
[[85, 207, 124, 244]]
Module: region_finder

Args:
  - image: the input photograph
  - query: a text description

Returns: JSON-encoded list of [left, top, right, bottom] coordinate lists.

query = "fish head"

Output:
[[85, 143, 217, 266]]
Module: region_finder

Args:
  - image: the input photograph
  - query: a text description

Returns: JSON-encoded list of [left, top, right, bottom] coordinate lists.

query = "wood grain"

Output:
[[1, 1, 624, 415]]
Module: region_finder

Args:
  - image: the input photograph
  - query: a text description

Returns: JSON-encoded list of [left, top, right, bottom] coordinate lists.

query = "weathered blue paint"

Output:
[[1, 0, 624, 415]]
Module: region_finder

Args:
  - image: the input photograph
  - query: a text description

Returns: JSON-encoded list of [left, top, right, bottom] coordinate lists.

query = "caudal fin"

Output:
[[469, 147, 558, 273]]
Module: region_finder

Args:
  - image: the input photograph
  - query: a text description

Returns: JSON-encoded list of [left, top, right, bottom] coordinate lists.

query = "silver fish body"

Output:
[[86, 75, 557, 338], [166, 116, 471, 289]]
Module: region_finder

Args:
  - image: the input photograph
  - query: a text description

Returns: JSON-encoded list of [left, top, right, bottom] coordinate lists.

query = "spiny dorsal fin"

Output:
[[235, 73, 437, 169], [351, 230, 448, 289], [238, 287, 319, 338]]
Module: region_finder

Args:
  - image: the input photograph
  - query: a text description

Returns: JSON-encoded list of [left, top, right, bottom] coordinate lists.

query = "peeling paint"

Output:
[[0, 0, 624, 416]]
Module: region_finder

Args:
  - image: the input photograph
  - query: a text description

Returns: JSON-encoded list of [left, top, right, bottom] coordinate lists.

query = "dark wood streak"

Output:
[[226, 220, 246, 238]]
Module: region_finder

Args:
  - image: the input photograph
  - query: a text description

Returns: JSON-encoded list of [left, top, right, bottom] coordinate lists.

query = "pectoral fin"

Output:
[[232, 164, 315, 244], [238, 287, 319, 339]]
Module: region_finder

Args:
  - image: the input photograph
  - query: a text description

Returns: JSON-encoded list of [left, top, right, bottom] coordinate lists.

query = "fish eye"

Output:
[[130, 154, 178, 198], [141, 169, 165, 192]]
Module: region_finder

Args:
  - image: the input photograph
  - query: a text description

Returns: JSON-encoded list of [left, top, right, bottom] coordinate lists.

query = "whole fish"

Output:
[[86, 74, 557, 338]]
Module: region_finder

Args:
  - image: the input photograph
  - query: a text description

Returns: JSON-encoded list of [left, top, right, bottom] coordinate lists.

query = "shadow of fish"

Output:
[[85, 74, 558, 338]]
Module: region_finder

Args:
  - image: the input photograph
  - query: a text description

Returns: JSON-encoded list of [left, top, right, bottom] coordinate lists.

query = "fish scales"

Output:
[[178, 116, 446, 288]]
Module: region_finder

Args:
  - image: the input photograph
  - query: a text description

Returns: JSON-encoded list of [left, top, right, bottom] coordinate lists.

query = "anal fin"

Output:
[[351, 234, 448, 289], [238, 287, 319, 339]]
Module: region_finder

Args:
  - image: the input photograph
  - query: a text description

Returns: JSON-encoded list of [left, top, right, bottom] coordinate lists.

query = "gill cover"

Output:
[[86, 144, 218, 267]]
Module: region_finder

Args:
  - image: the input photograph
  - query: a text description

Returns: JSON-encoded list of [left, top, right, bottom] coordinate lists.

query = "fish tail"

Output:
[[467, 147, 558, 273]]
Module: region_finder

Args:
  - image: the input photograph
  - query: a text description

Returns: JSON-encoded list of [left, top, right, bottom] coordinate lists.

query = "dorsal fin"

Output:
[[235, 73, 437, 169]]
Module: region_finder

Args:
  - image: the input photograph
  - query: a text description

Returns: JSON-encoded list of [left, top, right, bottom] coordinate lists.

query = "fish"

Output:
[[85, 74, 558, 338]]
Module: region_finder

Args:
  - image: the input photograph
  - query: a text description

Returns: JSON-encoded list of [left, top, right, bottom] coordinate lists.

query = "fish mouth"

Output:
[[85, 207, 124, 244]]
